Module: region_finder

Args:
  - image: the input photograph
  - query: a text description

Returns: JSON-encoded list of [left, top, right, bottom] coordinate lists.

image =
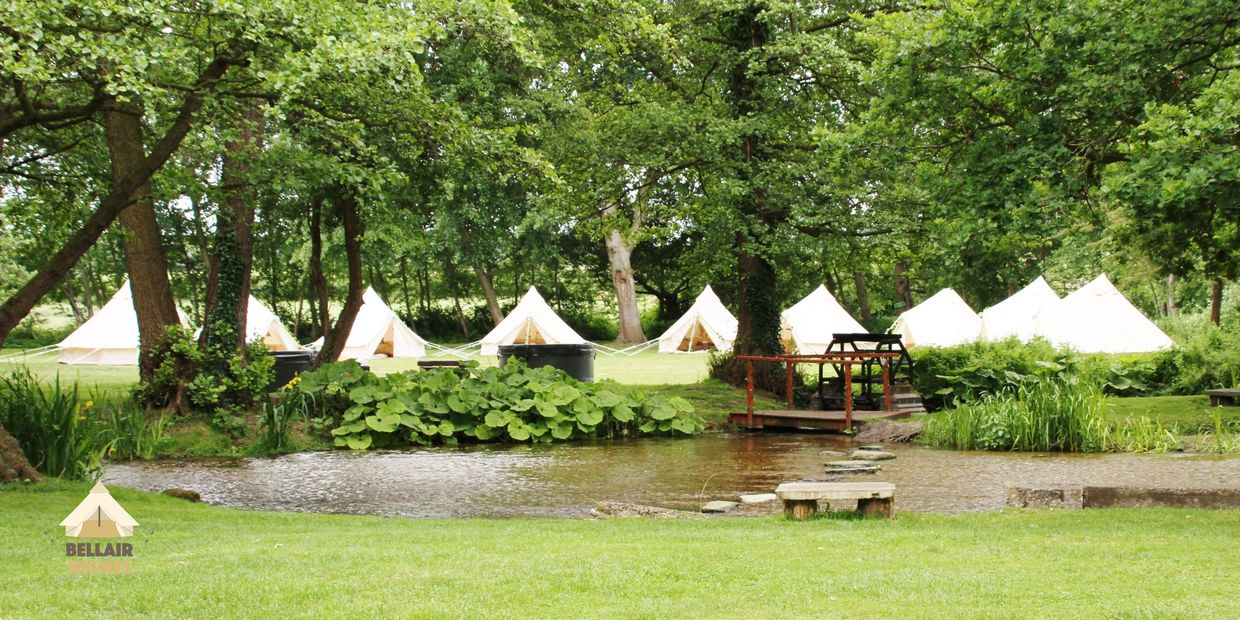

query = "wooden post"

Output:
[[882, 359, 893, 411], [746, 360, 755, 427], [857, 497, 894, 519], [785, 361, 794, 410], [783, 499, 818, 521], [844, 363, 853, 428]]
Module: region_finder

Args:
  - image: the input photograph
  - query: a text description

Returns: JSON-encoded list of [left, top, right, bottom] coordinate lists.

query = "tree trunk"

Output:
[[104, 97, 181, 382], [399, 255, 415, 324], [308, 201, 332, 342], [63, 281, 86, 326], [853, 270, 873, 323], [475, 266, 504, 327], [893, 261, 913, 312], [1210, 278, 1223, 326], [445, 259, 469, 337], [734, 250, 781, 355], [0, 52, 236, 348], [0, 423, 41, 483], [604, 228, 646, 343], [315, 192, 366, 366], [200, 104, 262, 355], [1165, 274, 1177, 318]]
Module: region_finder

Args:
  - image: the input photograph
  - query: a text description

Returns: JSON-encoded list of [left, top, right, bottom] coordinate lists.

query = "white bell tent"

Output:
[[1032, 274, 1173, 353], [58, 282, 186, 365], [244, 295, 300, 351], [480, 286, 585, 355], [890, 288, 982, 348], [316, 287, 427, 361], [780, 284, 866, 354], [657, 285, 737, 352], [979, 276, 1060, 342]]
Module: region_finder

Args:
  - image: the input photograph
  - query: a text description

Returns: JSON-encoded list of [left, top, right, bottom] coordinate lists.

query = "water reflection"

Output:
[[102, 433, 1240, 518]]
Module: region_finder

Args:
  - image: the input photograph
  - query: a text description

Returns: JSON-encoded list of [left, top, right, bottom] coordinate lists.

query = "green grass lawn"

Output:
[[1105, 395, 1236, 433], [2, 481, 1238, 618]]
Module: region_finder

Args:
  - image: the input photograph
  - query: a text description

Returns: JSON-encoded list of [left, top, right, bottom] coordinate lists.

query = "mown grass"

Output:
[[2, 481, 1238, 618], [1105, 394, 1235, 433]]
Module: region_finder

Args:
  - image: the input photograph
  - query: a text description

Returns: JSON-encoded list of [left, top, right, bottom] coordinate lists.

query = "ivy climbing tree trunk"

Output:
[[201, 104, 263, 356], [104, 96, 182, 382], [726, 5, 782, 360], [893, 261, 913, 312], [314, 192, 366, 366]]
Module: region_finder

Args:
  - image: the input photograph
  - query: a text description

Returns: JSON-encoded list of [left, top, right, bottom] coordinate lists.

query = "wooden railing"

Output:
[[736, 353, 903, 428]]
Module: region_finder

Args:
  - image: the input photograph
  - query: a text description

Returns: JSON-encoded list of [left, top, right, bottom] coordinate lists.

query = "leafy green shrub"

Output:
[[137, 325, 275, 413], [911, 338, 1173, 408], [0, 369, 108, 479], [291, 360, 702, 449], [1157, 317, 1240, 392]]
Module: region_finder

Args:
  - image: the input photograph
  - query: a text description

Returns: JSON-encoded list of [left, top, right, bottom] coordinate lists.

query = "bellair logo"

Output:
[[60, 481, 138, 574]]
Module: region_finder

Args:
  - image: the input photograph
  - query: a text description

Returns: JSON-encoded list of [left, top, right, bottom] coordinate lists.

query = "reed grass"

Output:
[[0, 368, 108, 479], [921, 375, 1178, 453]]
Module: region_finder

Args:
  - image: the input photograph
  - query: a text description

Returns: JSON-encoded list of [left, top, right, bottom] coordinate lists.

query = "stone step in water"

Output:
[[824, 460, 882, 474]]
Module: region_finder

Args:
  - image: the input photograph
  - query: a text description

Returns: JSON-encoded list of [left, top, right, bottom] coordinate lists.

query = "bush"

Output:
[[911, 338, 1174, 408], [1157, 317, 1240, 393], [290, 360, 702, 449], [136, 325, 275, 414]]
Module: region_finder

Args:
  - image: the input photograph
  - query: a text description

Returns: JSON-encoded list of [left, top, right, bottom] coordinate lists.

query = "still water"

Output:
[[102, 433, 1240, 518]]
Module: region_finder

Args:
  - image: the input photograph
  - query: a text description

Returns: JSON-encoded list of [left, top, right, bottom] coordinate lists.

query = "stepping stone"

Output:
[[824, 460, 881, 474], [855, 445, 886, 452], [819, 450, 848, 458], [701, 500, 739, 514], [739, 493, 778, 504], [849, 450, 896, 461]]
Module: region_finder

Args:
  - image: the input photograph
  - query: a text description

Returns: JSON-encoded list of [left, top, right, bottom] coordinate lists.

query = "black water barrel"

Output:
[[268, 350, 315, 392], [498, 344, 596, 382]]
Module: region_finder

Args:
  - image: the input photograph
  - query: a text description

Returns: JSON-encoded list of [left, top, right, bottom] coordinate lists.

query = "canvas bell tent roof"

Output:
[[58, 282, 186, 365], [480, 287, 585, 355], [245, 295, 299, 351], [780, 284, 867, 354], [1032, 274, 1173, 353], [315, 287, 427, 361], [890, 288, 982, 348], [60, 481, 138, 538], [979, 276, 1061, 342], [657, 285, 737, 352]]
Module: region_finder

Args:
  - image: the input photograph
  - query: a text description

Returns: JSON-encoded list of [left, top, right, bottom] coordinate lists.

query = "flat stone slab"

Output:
[[849, 450, 896, 461], [1006, 485, 1240, 510], [591, 501, 695, 519], [701, 500, 740, 514], [739, 493, 778, 504], [854, 445, 886, 451], [824, 460, 881, 474], [776, 481, 895, 501], [1006, 485, 1084, 509], [1083, 486, 1240, 509]]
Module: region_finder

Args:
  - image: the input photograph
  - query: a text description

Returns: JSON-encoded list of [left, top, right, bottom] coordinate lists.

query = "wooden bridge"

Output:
[[729, 339, 923, 431]]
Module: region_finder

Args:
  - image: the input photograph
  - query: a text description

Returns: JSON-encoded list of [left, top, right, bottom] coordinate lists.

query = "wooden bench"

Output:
[[1206, 388, 1240, 407], [774, 482, 896, 520]]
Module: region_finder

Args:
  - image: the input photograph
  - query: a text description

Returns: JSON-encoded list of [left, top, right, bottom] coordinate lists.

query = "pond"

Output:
[[101, 433, 1240, 518]]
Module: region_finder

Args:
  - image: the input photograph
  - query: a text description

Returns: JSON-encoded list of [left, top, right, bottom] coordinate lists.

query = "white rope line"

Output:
[[0, 344, 60, 363]]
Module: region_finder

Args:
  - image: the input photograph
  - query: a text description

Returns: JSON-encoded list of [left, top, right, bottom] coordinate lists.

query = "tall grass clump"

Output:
[[922, 375, 1125, 452], [258, 395, 308, 453], [99, 399, 169, 461], [0, 369, 109, 479]]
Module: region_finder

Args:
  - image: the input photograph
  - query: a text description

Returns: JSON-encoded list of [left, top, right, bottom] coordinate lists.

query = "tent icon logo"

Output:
[[60, 481, 139, 538]]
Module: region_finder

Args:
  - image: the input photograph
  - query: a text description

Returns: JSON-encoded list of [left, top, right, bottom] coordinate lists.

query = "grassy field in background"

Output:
[[2, 481, 1237, 618]]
